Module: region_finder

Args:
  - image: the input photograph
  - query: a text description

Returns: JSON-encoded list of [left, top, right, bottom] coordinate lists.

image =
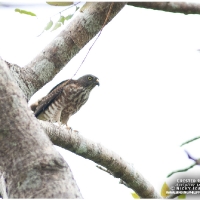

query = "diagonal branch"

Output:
[[39, 120, 162, 199], [8, 2, 200, 101], [128, 2, 200, 15], [9, 3, 126, 101]]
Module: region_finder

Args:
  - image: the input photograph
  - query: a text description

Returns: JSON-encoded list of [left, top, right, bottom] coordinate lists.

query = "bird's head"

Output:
[[78, 74, 99, 89]]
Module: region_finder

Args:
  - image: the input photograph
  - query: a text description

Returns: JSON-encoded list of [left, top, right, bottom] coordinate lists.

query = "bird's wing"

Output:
[[48, 79, 71, 94], [34, 79, 74, 117]]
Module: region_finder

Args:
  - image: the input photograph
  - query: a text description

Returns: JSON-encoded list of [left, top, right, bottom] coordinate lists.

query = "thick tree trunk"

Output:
[[0, 58, 82, 198]]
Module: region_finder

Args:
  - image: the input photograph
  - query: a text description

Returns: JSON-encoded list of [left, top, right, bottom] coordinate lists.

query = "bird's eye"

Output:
[[88, 76, 93, 81]]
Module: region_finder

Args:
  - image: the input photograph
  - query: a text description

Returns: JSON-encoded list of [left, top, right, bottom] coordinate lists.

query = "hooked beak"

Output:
[[96, 79, 100, 86]]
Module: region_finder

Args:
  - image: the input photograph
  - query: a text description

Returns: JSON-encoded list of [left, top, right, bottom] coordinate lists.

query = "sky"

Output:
[[1, 2, 200, 199]]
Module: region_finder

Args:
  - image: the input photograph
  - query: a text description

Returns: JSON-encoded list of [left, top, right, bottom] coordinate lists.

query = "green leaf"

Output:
[[131, 192, 140, 199], [58, 16, 65, 25], [178, 194, 186, 199], [15, 8, 36, 17], [51, 22, 62, 31], [44, 20, 53, 31], [65, 14, 73, 21], [46, 2, 73, 6], [161, 182, 169, 198]]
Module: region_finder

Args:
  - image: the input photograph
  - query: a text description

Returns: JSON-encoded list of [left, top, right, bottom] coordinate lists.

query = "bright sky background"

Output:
[[1, 2, 200, 199]]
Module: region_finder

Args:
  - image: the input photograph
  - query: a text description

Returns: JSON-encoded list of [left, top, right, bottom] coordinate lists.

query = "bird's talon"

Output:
[[66, 126, 72, 131]]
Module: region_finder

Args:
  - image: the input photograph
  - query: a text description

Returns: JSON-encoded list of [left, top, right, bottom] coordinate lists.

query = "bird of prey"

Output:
[[30, 74, 99, 127]]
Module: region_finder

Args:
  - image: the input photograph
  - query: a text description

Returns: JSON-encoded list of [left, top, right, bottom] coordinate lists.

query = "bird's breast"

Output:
[[62, 87, 90, 115]]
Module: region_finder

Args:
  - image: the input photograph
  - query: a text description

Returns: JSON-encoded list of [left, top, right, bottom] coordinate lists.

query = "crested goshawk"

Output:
[[31, 74, 99, 126]]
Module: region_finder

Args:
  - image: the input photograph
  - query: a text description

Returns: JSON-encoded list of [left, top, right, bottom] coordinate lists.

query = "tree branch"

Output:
[[12, 2, 126, 101], [0, 58, 82, 198], [128, 2, 200, 15], [7, 2, 200, 101], [39, 120, 162, 199]]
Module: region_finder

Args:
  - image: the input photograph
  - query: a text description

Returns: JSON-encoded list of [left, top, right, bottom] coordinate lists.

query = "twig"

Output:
[[180, 136, 200, 147], [96, 165, 113, 176], [119, 179, 132, 189], [97, 165, 133, 189], [37, 2, 81, 37], [167, 163, 196, 178], [184, 150, 197, 162], [50, 2, 81, 18]]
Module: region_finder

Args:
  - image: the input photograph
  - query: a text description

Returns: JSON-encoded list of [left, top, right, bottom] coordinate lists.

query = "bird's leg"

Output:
[[57, 121, 67, 128], [53, 109, 65, 127], [61, 117, 72, 131], [65, 123, 79, 133], [66, 124, 72, 131]]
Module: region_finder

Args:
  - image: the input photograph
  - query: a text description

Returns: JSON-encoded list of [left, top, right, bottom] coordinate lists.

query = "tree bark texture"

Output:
[[128, 2, 200, 15], [40, 120, 162, 199], [0, 58, 82, 198]]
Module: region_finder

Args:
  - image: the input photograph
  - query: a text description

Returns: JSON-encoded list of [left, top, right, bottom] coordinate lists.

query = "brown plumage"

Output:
[[31, 74, 99, 126]]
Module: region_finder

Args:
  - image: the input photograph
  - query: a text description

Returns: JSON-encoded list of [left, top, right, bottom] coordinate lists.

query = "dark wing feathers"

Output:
[[34, 79, 76, 117], [47, 79, 77, 95], [48, 79, 70, 94], [34, 88, 62, 117]]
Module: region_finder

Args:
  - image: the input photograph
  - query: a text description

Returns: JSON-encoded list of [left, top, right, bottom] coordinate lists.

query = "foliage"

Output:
[[46, 2, 73, 6], [161, 182, 169, 198], [15, 8, 36, 17], [39, 2, 81, 35], [131, 192, 140, 199]]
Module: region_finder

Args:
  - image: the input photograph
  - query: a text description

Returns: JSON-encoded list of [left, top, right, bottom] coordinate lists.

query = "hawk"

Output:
[[30, 74, 99, 127]]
